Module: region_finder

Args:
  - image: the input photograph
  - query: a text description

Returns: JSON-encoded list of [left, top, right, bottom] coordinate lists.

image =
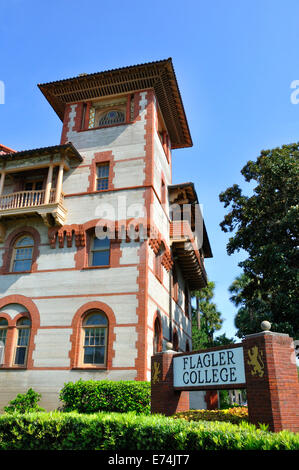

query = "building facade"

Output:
[[0, 59, 211, 410]]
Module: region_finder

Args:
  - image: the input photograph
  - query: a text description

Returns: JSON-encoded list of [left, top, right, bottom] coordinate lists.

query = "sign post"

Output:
[[151, 328, 299, 432]]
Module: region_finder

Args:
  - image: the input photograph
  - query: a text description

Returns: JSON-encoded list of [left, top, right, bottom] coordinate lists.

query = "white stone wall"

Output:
[[0, 369, 137, 411], [147, 248, 192, 358], [0, 94, 151, 411], [0, 89, 192, 410]]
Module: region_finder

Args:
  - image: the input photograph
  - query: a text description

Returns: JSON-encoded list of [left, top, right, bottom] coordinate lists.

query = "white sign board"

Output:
[[173, 346, 246, 389]]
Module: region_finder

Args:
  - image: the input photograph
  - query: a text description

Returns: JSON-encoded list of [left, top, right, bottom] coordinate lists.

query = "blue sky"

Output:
[[1, 0, 299, 340]]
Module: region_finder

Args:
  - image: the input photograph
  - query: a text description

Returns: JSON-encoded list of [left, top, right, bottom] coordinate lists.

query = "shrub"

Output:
[[174, 407, 248, 425], [59, 379, 151, 414], [0, 411, 298, 450], [4, 388, 45, 414]]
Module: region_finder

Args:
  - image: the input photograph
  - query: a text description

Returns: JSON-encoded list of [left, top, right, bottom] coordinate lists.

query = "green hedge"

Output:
[[0, 411, 298, 450], [59, 379, 151, 414]]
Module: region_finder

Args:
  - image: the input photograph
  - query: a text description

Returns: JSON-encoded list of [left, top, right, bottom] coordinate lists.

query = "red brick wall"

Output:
[[243, 332, 299, 432], [151, 351, 189, 415]]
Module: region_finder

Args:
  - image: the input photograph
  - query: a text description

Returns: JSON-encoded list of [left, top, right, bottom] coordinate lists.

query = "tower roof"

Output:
[[0, 144, 15, 155], [38, 58, 192, 149], [0, 143, 83, 162]]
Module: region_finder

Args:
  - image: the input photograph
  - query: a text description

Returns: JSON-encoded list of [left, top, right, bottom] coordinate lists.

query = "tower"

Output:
[[0, 59, 211, 409]]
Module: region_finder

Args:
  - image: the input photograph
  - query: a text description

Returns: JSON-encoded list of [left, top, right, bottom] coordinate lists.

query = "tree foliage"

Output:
[[192, 282, 234, 349], [220, 143, 299, 338]]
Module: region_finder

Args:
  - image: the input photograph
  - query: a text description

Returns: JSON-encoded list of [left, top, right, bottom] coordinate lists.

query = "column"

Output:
[[151, 349, 189, 416], [243, 330, 299, 432], [44, 164, 54, 204], [0, 171, 6, 196], [55, 159, 64, 203]]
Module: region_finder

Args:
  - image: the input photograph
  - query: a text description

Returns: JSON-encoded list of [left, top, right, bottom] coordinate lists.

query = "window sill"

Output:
[[82, 265, 110, 270], [0, 365, 27, 370], [78, 122, 130, 132], [2, 270, 32, 275], [71, 366, 107, 370]]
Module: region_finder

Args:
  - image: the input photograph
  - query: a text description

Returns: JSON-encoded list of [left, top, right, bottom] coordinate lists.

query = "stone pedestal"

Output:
[[151, 351, 189, 415]]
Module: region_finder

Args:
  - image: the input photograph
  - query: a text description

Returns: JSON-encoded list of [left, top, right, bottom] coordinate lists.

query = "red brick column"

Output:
[[243, 332, 299, 432], [205, 390, 219, 410], [151, 351, 189, 415]]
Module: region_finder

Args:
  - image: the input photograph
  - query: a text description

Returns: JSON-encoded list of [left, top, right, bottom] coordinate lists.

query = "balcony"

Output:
[[0, 188, 67, 229], [0, 143, 83, 241], [170, 220, 207, 289]]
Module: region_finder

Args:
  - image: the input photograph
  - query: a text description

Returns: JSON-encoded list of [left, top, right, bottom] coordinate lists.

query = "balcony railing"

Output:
[[0, 189, 63, 210]]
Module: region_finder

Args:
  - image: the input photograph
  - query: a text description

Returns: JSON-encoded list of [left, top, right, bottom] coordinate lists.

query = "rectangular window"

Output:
[[172, 267, 178, 302], [13, 247, 33, 272], [0, 328, 7, 365], [90, 236, 110, 266], [81, 103, 87, 130], [83, 327, 106, 364], [96, 163, 109, 191], [14, 328, 30, 365], [161, 179, 166, 204]]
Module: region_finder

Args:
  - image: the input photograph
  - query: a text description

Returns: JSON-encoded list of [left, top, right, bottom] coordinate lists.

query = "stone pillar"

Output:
[[44, 164, 54, 205], [55, 159, 64, 203], [243, 331, 299, 432], [0, 171, 6, 196], [151, 350, 189, 416]]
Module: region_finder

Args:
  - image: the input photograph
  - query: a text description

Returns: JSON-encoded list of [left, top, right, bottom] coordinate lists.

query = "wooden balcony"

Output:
[[170, 220, 207, 289], [0, 188, 67, 229]]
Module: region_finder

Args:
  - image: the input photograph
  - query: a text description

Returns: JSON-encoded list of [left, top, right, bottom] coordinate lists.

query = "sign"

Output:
[[173, 346, 246, 389]]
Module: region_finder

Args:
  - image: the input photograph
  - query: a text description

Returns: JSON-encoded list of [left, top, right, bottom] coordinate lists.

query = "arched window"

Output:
[[82, 311, 108, 365], [173, 330, 179, 352], [14, 317, 31, 366], [98, 110, 125, 126], [89, 235, 110, 267], [153, 317, 162, 354], [154, 245, 164, 280], [0, 318, 8, 365], [11, 235, 34, 272], [184, 284, 190, 318], [172, 266, 178, 302]]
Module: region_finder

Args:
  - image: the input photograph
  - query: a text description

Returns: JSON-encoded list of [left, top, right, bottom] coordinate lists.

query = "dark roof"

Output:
[[0, 143, 83, 162], [38, 58, 192, 149]]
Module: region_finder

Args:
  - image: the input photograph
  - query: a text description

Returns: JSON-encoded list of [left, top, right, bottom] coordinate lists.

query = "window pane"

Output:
[[0, 318, 8, 326], [15, 247, 33, 260], [92, 250, 109, 266], [96, 178, 109, 191], [84, 314, 108, 326], [15, 347, 26, 365], [83, 346, 105, 364], [97, 165, 109, 178], [17, 328, 30, 346], [93, 237, 110, 250], [17, 317, 31, 326], [99, 110, 124, 126], [94, 346, 105, 364], [83, 346, 94, 364], [13, 259, 32, 272], [15, 236, 33, 247], [0, 329, 7, 344]]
